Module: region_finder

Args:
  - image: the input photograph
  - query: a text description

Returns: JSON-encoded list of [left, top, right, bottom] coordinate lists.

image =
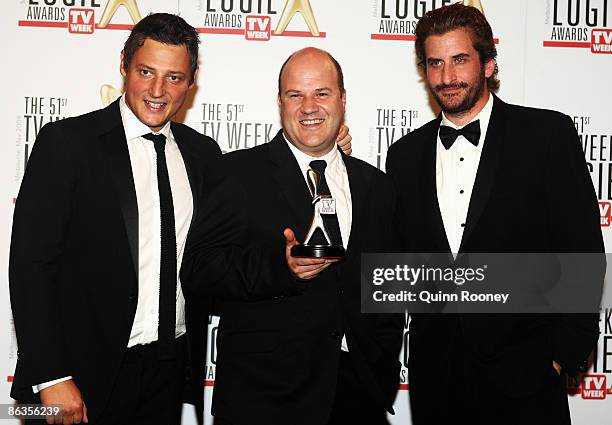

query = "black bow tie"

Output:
[[439, 120, 481, 150]]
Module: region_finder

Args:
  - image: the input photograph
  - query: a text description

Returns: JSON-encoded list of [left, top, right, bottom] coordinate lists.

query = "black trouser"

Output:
[[325, 351, 390, 425], [215, 351, 389, 425]]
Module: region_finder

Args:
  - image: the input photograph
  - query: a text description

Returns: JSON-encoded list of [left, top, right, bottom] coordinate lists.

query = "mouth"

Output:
[[436, 83, 467, 96], [300, 118, 325, 127], [144, 100, 167, 111]]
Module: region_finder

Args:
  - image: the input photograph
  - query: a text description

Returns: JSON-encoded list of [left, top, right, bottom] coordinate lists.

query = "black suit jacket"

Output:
[[386, 95, 604, 422], [184, 131, 404, 425], [9, 99, 223, 423]]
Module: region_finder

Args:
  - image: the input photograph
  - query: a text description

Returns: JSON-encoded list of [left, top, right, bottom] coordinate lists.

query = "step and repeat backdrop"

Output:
[[2, 0, 611, 424]]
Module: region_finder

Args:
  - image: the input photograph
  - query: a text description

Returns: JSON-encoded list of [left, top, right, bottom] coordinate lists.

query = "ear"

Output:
[[120, 50, 127, 78], [484, 58, 495, 79], [277, 94, 282, 108], [189, 68, 199, 89], [341, 91, 346, 113]]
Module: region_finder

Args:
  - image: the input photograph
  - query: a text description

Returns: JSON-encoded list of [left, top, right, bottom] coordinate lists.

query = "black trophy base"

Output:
[[291, 244, 346, 259]]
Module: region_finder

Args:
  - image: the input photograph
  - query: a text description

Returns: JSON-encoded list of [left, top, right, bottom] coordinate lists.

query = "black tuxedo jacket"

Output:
[[386, 95, 604, 423], [184, 131, 403, 425], [9, 99, 223, 423]]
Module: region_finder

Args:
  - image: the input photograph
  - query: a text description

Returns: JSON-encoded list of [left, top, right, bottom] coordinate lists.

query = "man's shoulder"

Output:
[[223, 143, 270, 166], [30, 104, 114, 153], [385, 116, 439, 173], [344, 154, 386, 180], [500, 98, 569, 123], [45, 104, 109, 131], [343, 154, 394, 196], [388, 116, 439, 156], [171, 121, 220, 155]]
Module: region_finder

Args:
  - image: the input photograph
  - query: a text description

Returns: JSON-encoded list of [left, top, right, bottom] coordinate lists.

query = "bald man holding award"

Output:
[[187, 47, 404, 425]]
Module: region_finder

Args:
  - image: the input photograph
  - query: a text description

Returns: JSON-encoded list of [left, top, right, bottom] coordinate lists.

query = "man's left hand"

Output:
[[284, 228, 337, 280]]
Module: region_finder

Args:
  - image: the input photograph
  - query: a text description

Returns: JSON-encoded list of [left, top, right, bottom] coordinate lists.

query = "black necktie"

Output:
[[439, 120, 481, 150], [309, 160, 343, 246], [142, 133, 176, 360]]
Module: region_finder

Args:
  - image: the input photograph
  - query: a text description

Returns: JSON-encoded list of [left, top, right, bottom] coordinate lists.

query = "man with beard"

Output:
[[385, 4, 603, 425]]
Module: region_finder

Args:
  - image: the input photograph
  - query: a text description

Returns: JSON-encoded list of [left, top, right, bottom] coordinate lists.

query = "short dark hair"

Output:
[[122, 13, 200, 84], [415, 3, 500, 92], [277, 47, 345, 96]]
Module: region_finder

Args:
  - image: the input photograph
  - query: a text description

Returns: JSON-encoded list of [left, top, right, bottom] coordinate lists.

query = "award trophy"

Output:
[[291, 168, 346, 259]]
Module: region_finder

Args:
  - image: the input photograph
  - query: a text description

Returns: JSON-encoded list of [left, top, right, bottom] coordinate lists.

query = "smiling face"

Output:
[[121, 39, 196, 132], [278, 49, 346, 157], [424, 28, 494, 124]]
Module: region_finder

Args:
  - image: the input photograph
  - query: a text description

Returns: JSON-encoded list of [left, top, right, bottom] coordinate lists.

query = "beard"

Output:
[[430, 70, 486, 115]]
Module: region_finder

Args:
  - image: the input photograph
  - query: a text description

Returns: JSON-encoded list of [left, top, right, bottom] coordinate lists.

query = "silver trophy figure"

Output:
[[291, 168, 346, 258]]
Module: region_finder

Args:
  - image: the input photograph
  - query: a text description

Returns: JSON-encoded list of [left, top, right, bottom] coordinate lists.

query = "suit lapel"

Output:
[[268, 131, 313, 239], [342, 153, 368, 253], [171, 122, 199, 234], [459, 95, 506, 252], [423, 116, 453, 253], [99, 101, 139, 276]]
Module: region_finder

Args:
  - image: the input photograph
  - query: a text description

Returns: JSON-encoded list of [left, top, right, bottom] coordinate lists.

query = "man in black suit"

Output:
[[184, 47, 403, 425], [385, 4, 603, 425], [9, 13, 226, 425]]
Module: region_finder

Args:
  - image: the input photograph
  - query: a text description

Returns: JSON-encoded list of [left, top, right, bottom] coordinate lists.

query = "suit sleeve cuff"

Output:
[[32, 376, 72, 394]]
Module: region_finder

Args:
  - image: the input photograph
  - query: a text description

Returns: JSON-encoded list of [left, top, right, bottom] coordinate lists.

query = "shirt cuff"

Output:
[[32, 376, 73, 394]]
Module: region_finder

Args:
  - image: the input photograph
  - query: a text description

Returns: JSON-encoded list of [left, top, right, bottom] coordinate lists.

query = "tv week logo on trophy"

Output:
[[582, 375, 608, 399], [599, 202, 611, 227]]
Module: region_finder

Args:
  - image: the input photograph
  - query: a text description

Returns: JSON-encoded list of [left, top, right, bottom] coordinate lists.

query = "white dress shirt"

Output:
[[34, 95, 193, 393], [284, 135, 352, 351], [120, 94, 191, 346], [436, 94, 494, 254]]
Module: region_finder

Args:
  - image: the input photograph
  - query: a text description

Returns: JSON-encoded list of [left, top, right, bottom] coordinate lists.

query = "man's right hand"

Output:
[[39, 380, 88, 424], [284, 228, 337, 280]]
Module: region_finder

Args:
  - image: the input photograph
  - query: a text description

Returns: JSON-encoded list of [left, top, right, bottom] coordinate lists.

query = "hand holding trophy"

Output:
[[290, 163, 346, 259]]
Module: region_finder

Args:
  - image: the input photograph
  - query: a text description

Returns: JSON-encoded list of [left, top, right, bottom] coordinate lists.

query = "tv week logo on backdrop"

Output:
[[581, 375, 610, 399], [600, 202, 611, 227], [19, 0, 142, 34], [200, 0, 325, 40], [543, 0, 611, 53]]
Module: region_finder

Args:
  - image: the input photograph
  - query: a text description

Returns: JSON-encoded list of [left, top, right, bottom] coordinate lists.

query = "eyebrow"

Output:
[[135, 64, 186, 75], [426, 52, 470, 62]]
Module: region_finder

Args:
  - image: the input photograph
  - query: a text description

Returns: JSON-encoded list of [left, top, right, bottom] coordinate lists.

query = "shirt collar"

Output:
[[440, 92, 494, 132], [119, 94, 172, 141], [282, 132, 341, 176]]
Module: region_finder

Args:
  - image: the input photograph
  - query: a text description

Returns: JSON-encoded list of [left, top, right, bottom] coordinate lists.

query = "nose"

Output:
[[149, 76, 165, 98], [441, 62, 456, 85], [300, 94, 319, 115]]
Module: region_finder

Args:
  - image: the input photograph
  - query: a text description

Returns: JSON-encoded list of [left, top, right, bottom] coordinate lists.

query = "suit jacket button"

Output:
[[128, 293, 136, 301]]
